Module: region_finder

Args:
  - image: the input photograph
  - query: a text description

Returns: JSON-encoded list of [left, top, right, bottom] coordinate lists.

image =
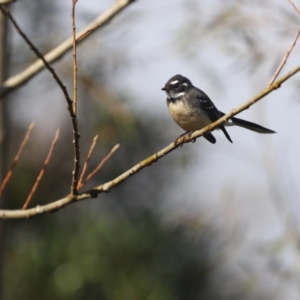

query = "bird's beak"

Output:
[[162, 87, 166, 91]]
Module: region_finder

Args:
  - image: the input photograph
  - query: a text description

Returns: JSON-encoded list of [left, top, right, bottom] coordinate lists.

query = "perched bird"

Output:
[[162, 74, 275, 144]]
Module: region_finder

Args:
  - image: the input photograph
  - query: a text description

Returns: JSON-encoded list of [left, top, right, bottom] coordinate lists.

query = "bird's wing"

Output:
[[195, 90, 233, 143], [195, 89, 221, 122]]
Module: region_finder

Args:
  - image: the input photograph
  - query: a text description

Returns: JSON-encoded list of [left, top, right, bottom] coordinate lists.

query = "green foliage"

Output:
[[4, 210, 229, 300]]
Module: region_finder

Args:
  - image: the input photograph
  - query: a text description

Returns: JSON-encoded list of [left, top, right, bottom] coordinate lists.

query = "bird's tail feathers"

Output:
[[218, 112, 276, 134], [230, 116, 276, 134], [220, 126, 233, 143]]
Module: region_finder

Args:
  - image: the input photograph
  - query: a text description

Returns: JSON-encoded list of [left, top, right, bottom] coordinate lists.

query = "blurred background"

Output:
[[1, 0, 300, 299]]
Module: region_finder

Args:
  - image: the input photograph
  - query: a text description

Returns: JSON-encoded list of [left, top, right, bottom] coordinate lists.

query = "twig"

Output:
[[22, 129, 60, 210], [0, 5, 81, 195], [268, 29, 300, 86], [288, 0, 300, 16], [0, 122, 35, 197], [78, 135, 98, 189], [72, 0, 78, 114], [0, 6, 73, 109], [1, 63, 300, 218], [79, 143, 120, 189], [69, 0, 80, 195], [0, 0, 136, 97]]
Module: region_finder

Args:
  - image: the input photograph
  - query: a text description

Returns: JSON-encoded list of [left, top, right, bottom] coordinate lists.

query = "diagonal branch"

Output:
[[0, 0, 136, 97], [287, 0, 300, 16], [78, 135, 98, 189], [0, 62, 299, 219], [93, 65, 300, 194], [268, 29, 300, 86], [0, 122, 35, 197], [0, 5, 81, 195], [78, 143, 120, 190], [0, 5, 73, 107], [22, 129, 60, 209]]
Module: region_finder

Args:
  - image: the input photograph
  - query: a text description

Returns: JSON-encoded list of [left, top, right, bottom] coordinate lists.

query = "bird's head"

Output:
[[162, 74, 192, 99]]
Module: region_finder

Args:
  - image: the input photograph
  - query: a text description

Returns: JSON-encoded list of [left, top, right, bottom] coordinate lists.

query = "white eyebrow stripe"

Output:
[[170, 80, 179, 85]]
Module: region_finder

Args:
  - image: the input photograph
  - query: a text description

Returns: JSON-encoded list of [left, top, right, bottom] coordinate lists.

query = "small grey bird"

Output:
[[162, 74, 275, 144]]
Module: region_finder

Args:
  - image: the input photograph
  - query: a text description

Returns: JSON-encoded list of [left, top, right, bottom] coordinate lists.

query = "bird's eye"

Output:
[[174, 83, 179, 88]]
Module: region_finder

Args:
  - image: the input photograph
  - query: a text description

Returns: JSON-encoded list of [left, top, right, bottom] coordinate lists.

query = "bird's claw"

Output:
[[175, 131, 196, 146]]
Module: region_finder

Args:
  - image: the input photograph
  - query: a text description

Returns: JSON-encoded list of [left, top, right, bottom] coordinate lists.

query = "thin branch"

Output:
[[0, 122, 35, 197], [0, 0, 136, 97], [0, 5, 81, 195], [78, 135, 98, 189], [268, 29, 300, 86], [70, 0, 80, 195], [22, 129, 60, 210], [266, 16, 300, 255], [72, 0, 78, 114], [79, 143, 120, 189], [0, 5, 73, 108], [0, 63, 300, 218], [288, 0, 300, 16]]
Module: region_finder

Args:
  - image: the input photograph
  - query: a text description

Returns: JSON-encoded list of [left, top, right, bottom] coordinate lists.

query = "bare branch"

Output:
[[72, 0, 78, 114], [70, 0, 80, 195], [0, 63, 299, 219], [268, 29, 300, 86], [0, 5, 81, 195], [22, 129, 60, 210], [0, 122, 35, 197], [0, 0, 136, 97], [0, 5, 73, 108], [78, 135, 98, 190], [79, 143, 120, 189], [287, 0, 300, 16]]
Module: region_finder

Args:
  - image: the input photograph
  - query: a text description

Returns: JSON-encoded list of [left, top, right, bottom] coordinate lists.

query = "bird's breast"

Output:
[[167, 99, 211, 132]]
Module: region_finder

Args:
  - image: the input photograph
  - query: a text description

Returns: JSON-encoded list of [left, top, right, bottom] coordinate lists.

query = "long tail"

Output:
[[219, 112, 276, 134]]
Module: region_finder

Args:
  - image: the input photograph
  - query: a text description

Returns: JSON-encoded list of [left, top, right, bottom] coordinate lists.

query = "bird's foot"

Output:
[[175, 131, 195, 146]]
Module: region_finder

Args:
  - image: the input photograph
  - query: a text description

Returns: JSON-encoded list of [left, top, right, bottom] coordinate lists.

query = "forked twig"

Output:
[[79, 143, 120, 189], [78, 135, 99, 189], [22, 129, 60, 209], [268, 29, 300, 86], [0, 5, 81, 195], [0, 122, 35, 197]]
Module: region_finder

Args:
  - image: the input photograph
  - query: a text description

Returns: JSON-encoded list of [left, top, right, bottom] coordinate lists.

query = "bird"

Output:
[[162, 74, 276, 144]]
